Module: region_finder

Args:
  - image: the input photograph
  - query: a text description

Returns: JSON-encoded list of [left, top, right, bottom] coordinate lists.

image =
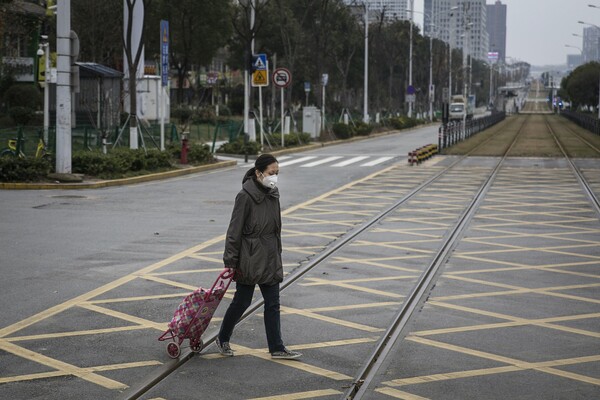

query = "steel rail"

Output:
[[120, 117, 525, 400], [544, 116, 600, 216], [343, 115, 529, 399]]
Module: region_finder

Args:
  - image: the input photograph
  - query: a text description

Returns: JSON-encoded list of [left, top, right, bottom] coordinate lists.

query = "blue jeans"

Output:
[[218, 282, 285, 353]]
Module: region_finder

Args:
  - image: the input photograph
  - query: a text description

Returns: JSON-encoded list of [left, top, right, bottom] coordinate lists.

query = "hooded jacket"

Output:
[[223, 168, 283, 286]]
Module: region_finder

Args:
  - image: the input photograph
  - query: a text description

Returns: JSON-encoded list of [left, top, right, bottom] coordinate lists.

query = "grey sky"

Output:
[[413, 0, 596, 67]]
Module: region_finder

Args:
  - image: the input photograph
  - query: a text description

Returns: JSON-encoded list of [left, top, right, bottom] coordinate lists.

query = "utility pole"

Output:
[[56, 0, 71, 173]]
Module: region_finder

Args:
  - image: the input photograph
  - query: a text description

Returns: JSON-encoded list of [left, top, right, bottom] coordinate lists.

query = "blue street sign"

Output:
[[253, 54, 268, 71], [160, 20, 169, 87], [407, 85, 415, 95], [304, 82, 311, 92]]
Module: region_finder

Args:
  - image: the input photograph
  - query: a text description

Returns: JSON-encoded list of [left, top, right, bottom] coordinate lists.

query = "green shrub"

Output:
[[270, 132, 312, 148], [191, 108, 217, 124], [390, 116, 419, 130], [186, 143, 214, 164], [72, 149, 173, 179], [217, 136, 261, 155], [354, 121, 373, 136], [332, 122, 354, 139], [171, 106, 194, 125], [0, 156, 51, 182]]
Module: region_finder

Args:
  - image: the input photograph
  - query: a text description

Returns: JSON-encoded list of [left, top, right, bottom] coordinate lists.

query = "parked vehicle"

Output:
[[449, 95, 475, 121]]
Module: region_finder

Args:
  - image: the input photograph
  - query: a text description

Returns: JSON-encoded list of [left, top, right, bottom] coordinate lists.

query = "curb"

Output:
[[0, 160, 237, 190], [1, 124, 437, 190]]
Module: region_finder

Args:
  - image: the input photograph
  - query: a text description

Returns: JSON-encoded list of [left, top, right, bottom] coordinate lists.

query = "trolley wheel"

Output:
[[166, 342, 181, 359], [190, 338, 203, 353]]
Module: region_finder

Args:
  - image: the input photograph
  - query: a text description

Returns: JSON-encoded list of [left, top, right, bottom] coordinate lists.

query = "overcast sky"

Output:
[[413, 0, 596, 67]]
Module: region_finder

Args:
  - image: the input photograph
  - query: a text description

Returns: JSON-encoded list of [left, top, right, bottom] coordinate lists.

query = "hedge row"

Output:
[[0, 144, 215, 182]]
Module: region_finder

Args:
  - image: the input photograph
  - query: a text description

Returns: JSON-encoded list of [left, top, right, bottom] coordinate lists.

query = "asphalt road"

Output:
[[0, 124, 438, 337]]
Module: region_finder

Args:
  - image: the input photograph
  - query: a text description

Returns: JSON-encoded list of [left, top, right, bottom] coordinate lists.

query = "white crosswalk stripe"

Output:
[[278, 156, 318, 167], [360, 156, 394, 167], [301, 156, 343, 167], [331, 156, 370, 167], [234, 155, 396, 168]]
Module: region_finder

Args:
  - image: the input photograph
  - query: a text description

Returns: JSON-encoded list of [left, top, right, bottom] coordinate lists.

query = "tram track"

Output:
[[122, 117, 530, 400], [342, 116, 529, 399], [544, 115, 600, 216]]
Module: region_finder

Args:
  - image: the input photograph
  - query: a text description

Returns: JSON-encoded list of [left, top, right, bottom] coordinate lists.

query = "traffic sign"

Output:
[[407, 85, 415, 95], [253, 54, 267, 71], [405, 94, 416, 103], [252, 69, 269, 87], [321, 73, 329, 86], [304, 82, 311, 92], [273, 68, 291, 88], [160, 20, 169, 87]]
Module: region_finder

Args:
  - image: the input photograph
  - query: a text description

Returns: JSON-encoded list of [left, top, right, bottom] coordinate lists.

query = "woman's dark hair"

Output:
[[254, 153, 278, 172]]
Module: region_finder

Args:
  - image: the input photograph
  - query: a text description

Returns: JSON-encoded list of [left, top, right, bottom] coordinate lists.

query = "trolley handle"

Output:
[[203, 268, 235, 301]]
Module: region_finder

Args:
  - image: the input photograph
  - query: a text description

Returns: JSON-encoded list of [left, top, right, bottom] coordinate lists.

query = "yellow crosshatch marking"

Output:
[[247, 389, 343, 399], [2, 159, 599, 398], [0, 163, 442, 391]]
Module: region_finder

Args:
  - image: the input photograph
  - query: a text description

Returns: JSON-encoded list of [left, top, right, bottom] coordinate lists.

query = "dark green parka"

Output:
[[223, 169, 283, 286]]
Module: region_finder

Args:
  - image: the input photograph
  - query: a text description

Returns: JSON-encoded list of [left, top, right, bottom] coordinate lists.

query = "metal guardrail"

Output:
[[561, 110, 600, 135], [438, 112, 506, 150]]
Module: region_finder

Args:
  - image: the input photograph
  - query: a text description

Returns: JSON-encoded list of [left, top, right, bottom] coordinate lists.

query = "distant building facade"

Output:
[[566, 54, 583, 70], [424, 0, 489, 61], [583, 26, 600, 63], [486, 0, 507, 63]]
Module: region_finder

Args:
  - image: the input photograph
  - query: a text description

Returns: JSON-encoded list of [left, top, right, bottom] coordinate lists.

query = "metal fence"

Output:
[[561, 110, 600, 135], [0, 120, 243, 157], [438, 112, 506, 150]]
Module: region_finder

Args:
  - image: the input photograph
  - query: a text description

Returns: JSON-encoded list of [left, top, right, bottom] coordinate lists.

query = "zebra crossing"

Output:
[[233, 155, 396, 169]]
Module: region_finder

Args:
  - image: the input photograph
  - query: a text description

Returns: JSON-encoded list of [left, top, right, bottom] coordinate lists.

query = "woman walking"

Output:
[[216, 154, 301, 360]]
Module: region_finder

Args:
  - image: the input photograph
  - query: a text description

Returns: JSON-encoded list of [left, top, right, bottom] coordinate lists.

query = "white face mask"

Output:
[[260, 172, 278, 189]]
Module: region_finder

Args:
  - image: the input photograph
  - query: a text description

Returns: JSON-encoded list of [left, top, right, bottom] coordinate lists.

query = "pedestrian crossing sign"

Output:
[[252, 70, 269, 87]]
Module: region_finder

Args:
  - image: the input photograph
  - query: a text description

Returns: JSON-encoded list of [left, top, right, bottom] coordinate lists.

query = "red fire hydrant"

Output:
[[180, 134, 189, 164]]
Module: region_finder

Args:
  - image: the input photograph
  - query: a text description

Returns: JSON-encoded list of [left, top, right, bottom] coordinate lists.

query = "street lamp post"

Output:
[[37, 38, 50, 145], [363, 2, 369, 123], [408, 0, 414, 118]]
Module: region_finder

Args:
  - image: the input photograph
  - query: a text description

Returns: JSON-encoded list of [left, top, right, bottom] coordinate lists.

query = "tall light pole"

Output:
[[408, 0, 413, 118], [363, 1, 369, 123], [37, 38, 50, 145]]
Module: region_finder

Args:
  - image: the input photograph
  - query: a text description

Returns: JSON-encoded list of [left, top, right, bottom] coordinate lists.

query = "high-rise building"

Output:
[[583, 26, 600, 63], [486, 0, 507, 63], [424, 0, 489, 61]]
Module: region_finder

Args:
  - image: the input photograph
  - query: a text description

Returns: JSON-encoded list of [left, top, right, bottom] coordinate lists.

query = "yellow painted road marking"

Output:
[[248, 389, 342, 399], [428, 301, 600, 339], [5, 325, 148, 342], [383, 366, 520, 386], [301, 276, 416, 286], [419, 305, 599, 334], [78, 303, 166, 331], [280, 306, 385, 332], [0, 234, 225, 339], [0, 340, 128, 389], [407, 336, 600, 386], [375, 387, 431, 399], [216, 344, 352, 380], [299, 278, 405, 299], [305, 302, 400, 313], [332, 256, 424, 272]]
